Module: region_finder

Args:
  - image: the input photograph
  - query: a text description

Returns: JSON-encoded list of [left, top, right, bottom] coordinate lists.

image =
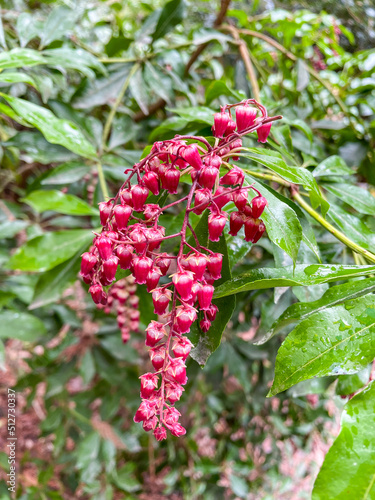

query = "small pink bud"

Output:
[[116, 244, 133, 269], [214, 186, 232, 209], [200, 318, 211, 333], [143, 170, 160, 196], [121, 328, 130, 343], [233, 188, 248, 211], [257, 122, 272, 143], [187, 253, 207, 280], [212, 111, 230, 138], [172, 270, 195, 301], [207, 253, 223, 280], [114, 204, 132, 230], [182, 144, 202, 170], [146, 321, 167, 347], [199, 165, 219, 190], [235, 105, 257, 132], [175, 305, 197, 334], [134, 400, 157, 423], [143, 416, 158, 432], [152, 288, 172, 315], [131, 184, 149, 211], [81, 252, 97, 275], [220, 166, 244, 186], [154, 426, 167, 441], [95, 235, 113, 260], [225, 118, 237, 136], [150, 345, 166, 370], [98, 201, 112, 226], [154, 253, 170, 276], [165, 382, 184, 403], [129, 225, 147, 254], [120, 188, 133, 206], [244, 217, 266, 243], [251, 195, 268, 218], [168, 358, 187, 385], [168, 423, 186, 437], [146, 267, 162, 292], [143, 203, 160, 222], [197, 284, 214, 310], [132, 256, 153, 284], [229, 211, 245, 236], [164, 407, 181, 425], [208, 211, 227, 242], [172, 338, 193, 360], [89, 284, 107, 305], [206, 303, 219, 322], [102, 255, 118, 282], [193, 188, 211, 215], [140, 373, 159, 398], [162, 166, 180, 194]]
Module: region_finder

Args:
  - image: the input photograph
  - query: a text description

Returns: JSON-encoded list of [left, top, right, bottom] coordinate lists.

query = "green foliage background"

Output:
[[0, 0, 375, 498]]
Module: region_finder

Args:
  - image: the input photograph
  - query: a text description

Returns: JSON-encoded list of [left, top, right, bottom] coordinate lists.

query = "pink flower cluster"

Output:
[[81, 100, 281, 439]]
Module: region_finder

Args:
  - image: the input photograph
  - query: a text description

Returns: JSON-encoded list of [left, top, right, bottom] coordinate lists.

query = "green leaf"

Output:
[[8, 229, 93, 272], [152, 0, 184, 42], [0, 72, 37, 87], [0, 48, 46, 69], [214, 264, 375, 299], [325, 183, 375, 215], [242, 149, 329, 215], [39, 6, 78, 49], [23, 190, 98, 216], [41, 161, 91, 185], [313, 382, 375, 500], [0, 94, 96, 159], [167, 106, 214, 126], [313, 155, 353, 178], [29, 248, 84, 310], [269, 294, 375, 396], [189, 212, 236, 366], [258, 278, 375, 345], [43, 48, 106, 78], [336, 366, 371, 397], [0, 311, 46, 341], [244, 175, 302, 263], [0, 220, 28, 239], [205, 80, 245, 104], [16, 13, 43, 47]]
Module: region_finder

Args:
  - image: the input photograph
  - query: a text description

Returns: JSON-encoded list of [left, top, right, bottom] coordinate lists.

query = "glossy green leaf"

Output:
[[214, 264, 375, 299], [269, 294, 375, 396], [23, 190, 98, 216], [41, 161, 91, 185], [152, 0, 184, 41], [242, 149, 329, 215], [43, 48, 106, 78], [0, 72, 37, 87], [0, 48, 46, 69], [205, 80, 245, 104], [29, 248, 87, 310], [0, 94, 96, 159], [8, 229, 93, 272], [336, 366, 371, 396], [244, 175, 302, 263], [313, 155, 353, 178], [16, 13, 43, 47], [39, 6, 78, 48], [0, 311, 46, 341], [258, 278, 375, 345], [325, 183, 375, 215], [313, 382, 375, 499], [190, 212, 236, 366]]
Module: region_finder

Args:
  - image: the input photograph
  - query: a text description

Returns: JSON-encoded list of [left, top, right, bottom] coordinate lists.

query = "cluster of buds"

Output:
[[95, 276, 139, 343], [81, 100, 281, 439]]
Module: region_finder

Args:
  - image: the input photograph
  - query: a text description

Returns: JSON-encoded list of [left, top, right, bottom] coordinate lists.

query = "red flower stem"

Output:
[[159, 195, 189, 212], [173, 135, 212, 151], [187, 184, 254, 213]]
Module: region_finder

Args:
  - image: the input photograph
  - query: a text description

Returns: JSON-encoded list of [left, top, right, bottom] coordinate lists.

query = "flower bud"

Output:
[[131, 184, 149, 211], [146, 267, 162, 292], [200, 318, 211, 333], [206, 155, 222, 169], [172, 270, 195, 301], [165, 382, 184, 403], [95, 235, 113, 260], [121, 328, 130, 343], [233, 188, 248, 211], [132, 256, 153, 284], [220, 166, 244, 186], [143, 170, 160, 196], [114, 204, 132, 230], [206, 303, 219, 322], [120, 188, 133, 206], [150, 345, 166, 370], [164, 407, 181, 425], [143, 416, 158, 432], [146, 321, 167, 347], [175, 305, 197, 334], [214, 186, 232, 209], [207, 253, 223, 280], [116, 244, 133, 269], [225, 118, 237, 136], [154, 253, 170, 276], [168, 423, 187, 437], [257, 122, 272, 143], [251, 195, 268, 218], [229, 211, 245, 236], [212, 111, 230, 138], [102, 255, 118, 282], [152, 288, 172, 315], [193, 188, 211, 215], [168, 358, 187, 385], [89, 284, 107, 305], [172, 337, 193, 360], [162, 166, 180, 194], [197, 284, 214, 310], [140, 372, 159, 398], [187, 253, 207, 280], [154, 426, 167, 441], [81, 252, 97, 276], [235, 105, 257, 132], [98, 201, 112, 226], [199, 165, 218, 190], [143, 203, 160, 222], [208, 211, 227, 242], [182, 144, 202, 170], [244, 217, 266, 243], [134, 400, 157, 423], [129, 225, 147, 254]]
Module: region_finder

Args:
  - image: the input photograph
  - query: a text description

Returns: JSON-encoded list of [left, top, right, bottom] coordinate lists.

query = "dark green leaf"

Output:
[[214, 264, 375, 299], [0, 311, 46, 341], [0, 94, 96, 159], [41, 161, 91, 185], [16, 13, 43, 47], [43, 48, 106, 78], [269, 294, 375, 396], [8, 229, 93, 272], [325, 183, 375, 215], [313, 155, 353, 178], [313, 382, 375, 499], [152, 0, 184, 42], [205, 80, 245, 104], [23, 190, 98, 216], [0, 220, 28, 239], [336, 366, 371, 396]]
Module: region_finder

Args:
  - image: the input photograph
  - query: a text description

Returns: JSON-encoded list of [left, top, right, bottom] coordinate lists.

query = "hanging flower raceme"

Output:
[[80, 99, 282, 440]]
